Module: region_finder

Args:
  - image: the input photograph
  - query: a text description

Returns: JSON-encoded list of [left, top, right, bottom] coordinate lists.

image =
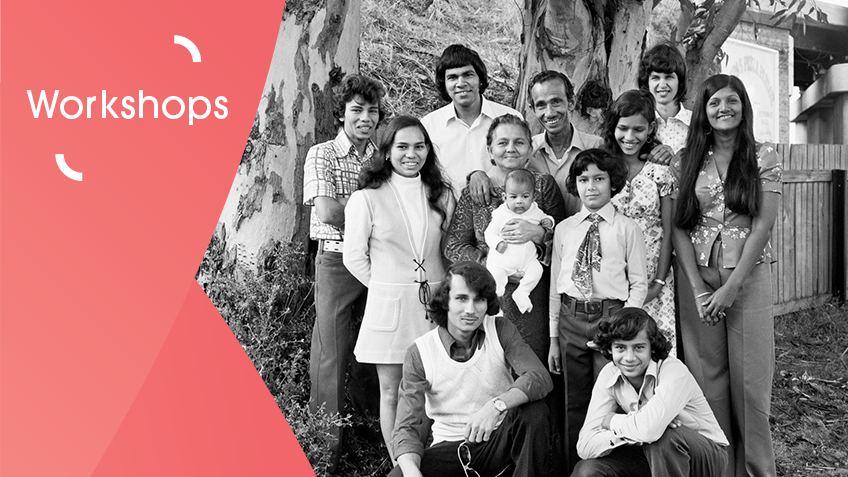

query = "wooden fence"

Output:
[[772, 144, 848, 315]]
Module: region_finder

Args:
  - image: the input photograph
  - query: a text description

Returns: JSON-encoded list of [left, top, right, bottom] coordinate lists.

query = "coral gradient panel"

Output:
[[0, 0, 312, 476]]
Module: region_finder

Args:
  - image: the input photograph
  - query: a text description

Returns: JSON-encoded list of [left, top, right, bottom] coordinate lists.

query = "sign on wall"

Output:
[[722, 38, 781, 143]]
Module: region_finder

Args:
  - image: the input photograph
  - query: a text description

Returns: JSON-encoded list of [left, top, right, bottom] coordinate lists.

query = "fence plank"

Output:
[[781, 172, 797, 303], [782, 170, 832, 182]]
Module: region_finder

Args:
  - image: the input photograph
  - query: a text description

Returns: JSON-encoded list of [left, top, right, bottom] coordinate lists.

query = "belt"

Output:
[[319, 239, 344, 253], [561, 294, 624, 314]]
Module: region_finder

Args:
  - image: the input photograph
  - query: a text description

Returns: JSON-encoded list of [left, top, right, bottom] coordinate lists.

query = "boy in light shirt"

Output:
[[548, 148, 648, 473], [572, 308, 728, 477]]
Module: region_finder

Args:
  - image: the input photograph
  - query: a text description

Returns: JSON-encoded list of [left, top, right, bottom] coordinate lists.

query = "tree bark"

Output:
[[683, 0, 747, 109], [516, 0, 653, 136], [211, 0, 361, 272], [516, 0, 750, 133]]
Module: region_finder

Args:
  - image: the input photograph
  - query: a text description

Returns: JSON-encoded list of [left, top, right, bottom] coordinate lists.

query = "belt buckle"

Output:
[[585, 301, 602, 314]]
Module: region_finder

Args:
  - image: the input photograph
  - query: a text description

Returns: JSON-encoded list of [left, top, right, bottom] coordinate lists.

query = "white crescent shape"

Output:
[[174, 35, 201, 63], [56, 154, 83, 181]]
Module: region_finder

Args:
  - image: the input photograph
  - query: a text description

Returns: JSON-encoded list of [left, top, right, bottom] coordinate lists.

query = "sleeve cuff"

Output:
[[609, 414, 626, 433]]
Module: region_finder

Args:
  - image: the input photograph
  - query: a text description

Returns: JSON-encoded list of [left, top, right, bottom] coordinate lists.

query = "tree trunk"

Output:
[[515, 0, 652, 136], [211, 0, 361, 272], [682, 0, 747, 109]]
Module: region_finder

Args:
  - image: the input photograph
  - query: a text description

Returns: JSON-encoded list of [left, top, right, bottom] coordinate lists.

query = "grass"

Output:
[[360, 0, 522, 119], [772, 304, 848, 475]]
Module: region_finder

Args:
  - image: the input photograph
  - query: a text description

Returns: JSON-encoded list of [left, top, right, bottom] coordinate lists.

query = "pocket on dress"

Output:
[[365, 294, 400, 332]]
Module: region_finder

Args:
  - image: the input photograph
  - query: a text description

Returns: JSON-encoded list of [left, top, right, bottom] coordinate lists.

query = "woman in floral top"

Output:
[[671, 74, 781, 477], [604, 90, 677, 356]]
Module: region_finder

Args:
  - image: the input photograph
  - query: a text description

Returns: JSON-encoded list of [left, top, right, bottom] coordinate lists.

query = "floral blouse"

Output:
[[671, 143, 782, 268], [443, 171, 567, 266]]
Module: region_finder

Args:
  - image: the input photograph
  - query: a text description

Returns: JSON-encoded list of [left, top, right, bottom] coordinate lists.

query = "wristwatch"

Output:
[[492, 397, 507, 414]]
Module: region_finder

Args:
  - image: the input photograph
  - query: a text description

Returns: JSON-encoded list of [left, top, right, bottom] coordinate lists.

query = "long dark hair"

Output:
[[358, 115, 453, 229], [676, 74, 760, 230], [602, 89, 659, 160]]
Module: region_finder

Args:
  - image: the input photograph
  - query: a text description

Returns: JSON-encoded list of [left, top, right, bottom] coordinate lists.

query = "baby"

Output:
[[485, 169, 553, 313]]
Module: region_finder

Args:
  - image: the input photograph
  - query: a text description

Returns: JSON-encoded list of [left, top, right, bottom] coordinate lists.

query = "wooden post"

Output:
[[833, 169, 847, 303]]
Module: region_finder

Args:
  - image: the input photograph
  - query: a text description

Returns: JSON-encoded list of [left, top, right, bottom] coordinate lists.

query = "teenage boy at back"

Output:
[[421, 44, 521, 200], [572, 308, 728, 477], [302, 74, 385, 474], [638, 43, 691, 154], [548, 148, 648, 473]]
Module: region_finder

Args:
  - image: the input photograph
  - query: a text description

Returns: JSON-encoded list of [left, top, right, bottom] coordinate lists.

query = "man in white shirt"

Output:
[[421, 44, 521, 198], [573, 308, 728, 477]]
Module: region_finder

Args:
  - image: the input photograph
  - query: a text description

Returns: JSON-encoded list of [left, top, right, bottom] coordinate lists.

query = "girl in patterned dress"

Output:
[[603, 90, 677, 356]]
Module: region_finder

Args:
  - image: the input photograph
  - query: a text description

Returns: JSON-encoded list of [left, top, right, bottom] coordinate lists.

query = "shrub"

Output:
[[199, 236, 346, 474]]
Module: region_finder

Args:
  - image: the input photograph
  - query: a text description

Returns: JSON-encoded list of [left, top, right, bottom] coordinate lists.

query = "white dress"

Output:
[[343, 173, 451, 363]]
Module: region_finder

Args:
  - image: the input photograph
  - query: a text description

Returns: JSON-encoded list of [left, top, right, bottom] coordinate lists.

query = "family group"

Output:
[[302, 42, 781, 477]]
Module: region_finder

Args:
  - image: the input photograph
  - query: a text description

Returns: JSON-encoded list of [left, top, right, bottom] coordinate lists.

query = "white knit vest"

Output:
[[416, 316, 515, 445]]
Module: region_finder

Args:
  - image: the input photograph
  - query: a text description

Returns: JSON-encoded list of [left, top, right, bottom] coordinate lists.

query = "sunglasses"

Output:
[[457, 440, 481, 477], [456, 440, 512, 477]]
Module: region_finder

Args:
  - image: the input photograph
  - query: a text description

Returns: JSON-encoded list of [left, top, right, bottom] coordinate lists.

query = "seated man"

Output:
[[390, 261, 553, 477], [573, 308, 728, 477]]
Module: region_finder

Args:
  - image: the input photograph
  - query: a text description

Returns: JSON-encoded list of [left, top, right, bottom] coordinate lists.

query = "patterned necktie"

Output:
[[572, 213, 603, 299]]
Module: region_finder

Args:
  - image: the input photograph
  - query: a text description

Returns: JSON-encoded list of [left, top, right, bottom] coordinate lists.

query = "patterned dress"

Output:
[[611, 161, 677, 355]]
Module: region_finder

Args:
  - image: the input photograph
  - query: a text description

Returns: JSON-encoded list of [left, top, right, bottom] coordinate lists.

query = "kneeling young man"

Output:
[[573, 308, 728, 477], [390, 261, 553, 477]]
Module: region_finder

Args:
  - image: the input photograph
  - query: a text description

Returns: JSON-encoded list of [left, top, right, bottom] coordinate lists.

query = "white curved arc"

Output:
[[174, 35, 201, 62], [56, 154, 83, 181]]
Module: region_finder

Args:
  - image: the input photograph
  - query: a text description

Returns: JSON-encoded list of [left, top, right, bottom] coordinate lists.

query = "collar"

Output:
[[443, 96, 497, 126], [532, 124, 587, 158], [604, 359, 661, 389], [330, 129, 376, 160], [437, 325, 486, 361], [574, 202, 616, 224], [657, 106, 692, 127]]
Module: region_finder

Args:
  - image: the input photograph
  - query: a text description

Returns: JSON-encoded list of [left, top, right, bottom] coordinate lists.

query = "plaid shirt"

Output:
[[303, 129, 376, 240]]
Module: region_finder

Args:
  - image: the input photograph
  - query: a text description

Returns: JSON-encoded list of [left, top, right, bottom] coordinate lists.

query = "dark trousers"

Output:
[[308, 248, 369, 471], [557, 297, 623, 474], [387, 400, 549, 477], [570, 426, 728, 477]]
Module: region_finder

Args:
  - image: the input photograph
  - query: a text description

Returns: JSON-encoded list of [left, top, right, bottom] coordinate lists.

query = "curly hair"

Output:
[[527, 70, 575, 105], [675, 74, 761, 231], [602, 89, 660, 159], [358, 116, 453, 230], [638, 43, 688, 105], [332, 74, 387, 124], [427, 261, 500, 327], [434, 44, 489, 103], [564, 148, 629, 198], [593, 308, 672, 362]]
